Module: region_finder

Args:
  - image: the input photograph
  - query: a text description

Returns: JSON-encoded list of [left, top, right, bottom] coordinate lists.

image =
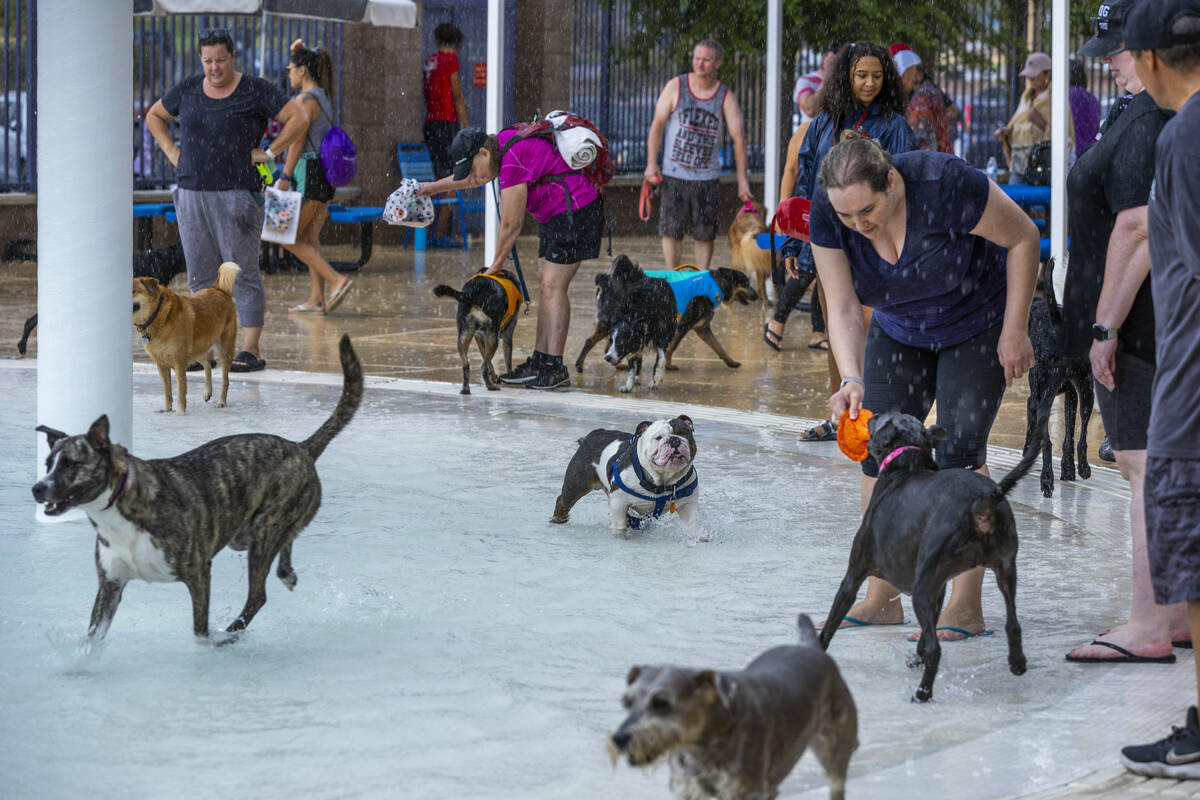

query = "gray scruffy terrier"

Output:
[[609, 614, 858, 800]]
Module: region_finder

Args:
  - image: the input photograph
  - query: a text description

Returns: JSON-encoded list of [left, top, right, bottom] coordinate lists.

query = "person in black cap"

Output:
[[1061, 0, 1180, 668], [418, 125, 604, 390], [1116, 0, 1200, 780]]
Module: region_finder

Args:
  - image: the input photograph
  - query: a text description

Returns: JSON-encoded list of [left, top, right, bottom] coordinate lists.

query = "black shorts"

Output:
[[657, 176, 720, 242], [424, 121, 459, 179], [537, 199, 603, 265], [860, 318, 1007, 477], [1093, 352, 1154, 452], [301, 155, 335, 204], [1145, 455, 1200, 605]]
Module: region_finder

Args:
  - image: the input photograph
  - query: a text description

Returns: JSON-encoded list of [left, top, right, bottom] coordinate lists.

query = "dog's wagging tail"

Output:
[[302, 334, 365, 460]]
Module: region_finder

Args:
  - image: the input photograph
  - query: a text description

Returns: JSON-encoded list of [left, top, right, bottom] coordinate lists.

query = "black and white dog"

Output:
[[432, 268, 523, 394], [819, 412, 1038, 702], [575, 256, 758, 380], [551, 415, 698, 532], [31, 334, 363, 645], [17, 243, 189, 356]]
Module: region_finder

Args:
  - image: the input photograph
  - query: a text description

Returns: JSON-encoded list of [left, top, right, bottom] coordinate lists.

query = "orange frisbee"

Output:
[[837, 408, 874, 462]]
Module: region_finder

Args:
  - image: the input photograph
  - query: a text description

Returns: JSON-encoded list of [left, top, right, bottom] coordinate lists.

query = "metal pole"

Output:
[[36, 0, 133, 521], [1050, 0, 1068, 299], [484, 0, 504, 265], [764, 0, 782, 217]]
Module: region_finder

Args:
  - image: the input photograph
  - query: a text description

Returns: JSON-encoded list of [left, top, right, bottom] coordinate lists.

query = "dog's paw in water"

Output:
[[199, 629, 242, 647]]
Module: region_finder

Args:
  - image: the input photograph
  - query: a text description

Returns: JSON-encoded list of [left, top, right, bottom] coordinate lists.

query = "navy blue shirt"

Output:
[[810, 150, 1007, 349], [162, 74, 288, 191]]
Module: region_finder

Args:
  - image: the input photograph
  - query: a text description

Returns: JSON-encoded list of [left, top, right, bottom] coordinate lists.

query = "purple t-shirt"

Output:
[[1070, 85, 1101, 157], [497, 129, 599, 223], [810, 151, 1008, 349]]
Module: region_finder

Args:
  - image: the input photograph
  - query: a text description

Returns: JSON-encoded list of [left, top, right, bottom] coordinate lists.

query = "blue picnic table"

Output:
[[999, 183, 1051, 208]]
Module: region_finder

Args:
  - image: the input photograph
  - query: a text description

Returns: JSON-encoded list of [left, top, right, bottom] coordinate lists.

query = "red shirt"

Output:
[[423, 50, 460, 123]]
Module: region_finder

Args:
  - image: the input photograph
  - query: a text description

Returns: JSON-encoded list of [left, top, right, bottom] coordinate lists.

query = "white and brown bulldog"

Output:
[[550, 415, 698, 532]]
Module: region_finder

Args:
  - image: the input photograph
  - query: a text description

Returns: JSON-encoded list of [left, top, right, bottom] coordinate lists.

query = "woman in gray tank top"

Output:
[[279, 40, 354, 315]]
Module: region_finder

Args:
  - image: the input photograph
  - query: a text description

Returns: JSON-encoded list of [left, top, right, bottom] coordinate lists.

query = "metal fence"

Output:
[[571, 0, 1125, 173], [0, 5, 343, 193]]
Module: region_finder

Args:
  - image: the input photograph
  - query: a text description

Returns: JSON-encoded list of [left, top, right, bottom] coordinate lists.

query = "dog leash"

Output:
[[638, 175, 661, 223], [490, 181, 532, 307]]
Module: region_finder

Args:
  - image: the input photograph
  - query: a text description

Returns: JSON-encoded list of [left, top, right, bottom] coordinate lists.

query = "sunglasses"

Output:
[[199, 27, 232, 43]]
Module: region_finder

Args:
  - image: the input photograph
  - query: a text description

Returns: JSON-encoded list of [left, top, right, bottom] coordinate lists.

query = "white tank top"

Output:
[[662, 75, 727, 181]]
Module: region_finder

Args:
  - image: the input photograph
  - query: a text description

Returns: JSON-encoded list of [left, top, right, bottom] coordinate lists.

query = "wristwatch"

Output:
[[281, 173, 294, 183], [1092, 323, 1119, 341]]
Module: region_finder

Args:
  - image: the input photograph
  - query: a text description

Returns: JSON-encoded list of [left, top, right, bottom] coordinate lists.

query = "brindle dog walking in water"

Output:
[[31, 334, 363, 644]]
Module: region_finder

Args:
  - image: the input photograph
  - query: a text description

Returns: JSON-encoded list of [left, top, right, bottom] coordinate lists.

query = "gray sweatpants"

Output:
[[174, 187, 266, 327]]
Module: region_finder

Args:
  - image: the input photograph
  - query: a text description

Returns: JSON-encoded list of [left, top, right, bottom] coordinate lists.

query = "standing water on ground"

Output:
[[0, 366, 1142, 798]]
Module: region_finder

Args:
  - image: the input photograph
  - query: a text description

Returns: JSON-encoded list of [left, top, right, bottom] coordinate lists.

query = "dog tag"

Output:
[[669, 502, 676, 514]]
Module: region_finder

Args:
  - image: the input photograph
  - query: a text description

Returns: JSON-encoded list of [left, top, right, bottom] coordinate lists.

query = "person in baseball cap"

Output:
[[1116, 0, 1200, 784], [1125, 0, 1200, 51], [996, 51, 1072, 180], [447, 126, 497, 182], [1018, 51, 1053, 77], [1078, 0, 1133, 57]]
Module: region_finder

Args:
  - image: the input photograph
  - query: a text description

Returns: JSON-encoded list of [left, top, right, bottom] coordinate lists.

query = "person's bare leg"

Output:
[[693, 239, 714, 268], [661, 237, 682, 269], [930, 464, 991, 640], [535, 258, 580, 356], [283, 203, 344, 308], [241, 326, 262, 358], [1068, 449, 1182, 659]]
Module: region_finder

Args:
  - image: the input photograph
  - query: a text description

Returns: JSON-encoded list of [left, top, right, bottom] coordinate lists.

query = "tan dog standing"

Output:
[[132, 261, 239, 414], [727, 200, 774, 305]]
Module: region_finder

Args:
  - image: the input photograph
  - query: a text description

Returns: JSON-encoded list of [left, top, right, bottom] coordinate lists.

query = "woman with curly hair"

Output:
[[766, 42, 916, 442]]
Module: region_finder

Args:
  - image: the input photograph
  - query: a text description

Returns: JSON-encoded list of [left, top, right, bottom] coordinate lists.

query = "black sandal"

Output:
[[799, 419, 837, 442], [762, 323, 783, 352]]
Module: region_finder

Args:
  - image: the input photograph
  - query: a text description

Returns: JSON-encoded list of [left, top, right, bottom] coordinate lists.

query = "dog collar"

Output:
[[879, 445, 921, 472], [135, 294, 164, 338], [736, 200, 757, 217], [102, 468, 129, 510]]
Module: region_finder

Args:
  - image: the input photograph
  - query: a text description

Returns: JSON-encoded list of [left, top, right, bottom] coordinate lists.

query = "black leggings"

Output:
[[860, 317, 1007, 477], [772, 272, 825, 333]]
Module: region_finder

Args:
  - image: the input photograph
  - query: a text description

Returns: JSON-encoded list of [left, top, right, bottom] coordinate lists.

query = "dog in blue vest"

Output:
[[575, 256, 759, 380], [550, 415, 699, 533]]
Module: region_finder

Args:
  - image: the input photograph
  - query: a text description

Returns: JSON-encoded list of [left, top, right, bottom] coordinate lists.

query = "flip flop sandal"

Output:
[[288, 302, 325, 313], [1065, 639, 1177, 663], [324, 279, 355, 314], [229, 350, 266, 373], [815, 615, 909, 631], [808, 338, 830, 351], [798, 420, 837, 442], [906, 626, 995, 642], [762, 323, 783, 352]]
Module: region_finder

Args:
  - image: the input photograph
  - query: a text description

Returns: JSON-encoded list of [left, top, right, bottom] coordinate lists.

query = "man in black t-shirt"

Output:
[[146, 28, 307, 372], [1118, 0, 1200, 779]]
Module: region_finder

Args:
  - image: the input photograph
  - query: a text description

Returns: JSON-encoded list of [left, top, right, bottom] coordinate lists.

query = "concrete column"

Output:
[[35, 0, 133, 520], [484, 0, 504, 265], [764, 0, 782, 217], [1050, 0, 1068, 299]]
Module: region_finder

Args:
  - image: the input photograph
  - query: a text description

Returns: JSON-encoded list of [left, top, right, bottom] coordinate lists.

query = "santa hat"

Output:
[[893, 49, 922, 75], [890, 42, 913, 57]]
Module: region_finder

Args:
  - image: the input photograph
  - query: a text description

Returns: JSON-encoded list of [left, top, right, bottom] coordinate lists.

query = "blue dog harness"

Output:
[[609, 438, 699, 529], [643, 269, 724, 322]]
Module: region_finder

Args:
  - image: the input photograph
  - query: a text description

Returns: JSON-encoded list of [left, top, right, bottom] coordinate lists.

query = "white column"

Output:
[[36, 0, 133, 521], [763, 0, 782, 218], [483, 0, 504, 265], [1050, 0, 1069, 299]]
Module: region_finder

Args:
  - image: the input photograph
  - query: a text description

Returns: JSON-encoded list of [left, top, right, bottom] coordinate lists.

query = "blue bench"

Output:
[[326, 205, 384, 271], [134, 202, 174, 250]]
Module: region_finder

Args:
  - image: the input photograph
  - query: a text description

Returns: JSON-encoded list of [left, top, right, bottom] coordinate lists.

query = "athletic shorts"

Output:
[[424, 121, 459, 179], [657, 176, 720, 242], [1093, 352, 1154, 452], [537, 199, 603, 265], [300, 153, 335, 204], [1145, 455, 1200, 605], [860, 318, 1007, 477]]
